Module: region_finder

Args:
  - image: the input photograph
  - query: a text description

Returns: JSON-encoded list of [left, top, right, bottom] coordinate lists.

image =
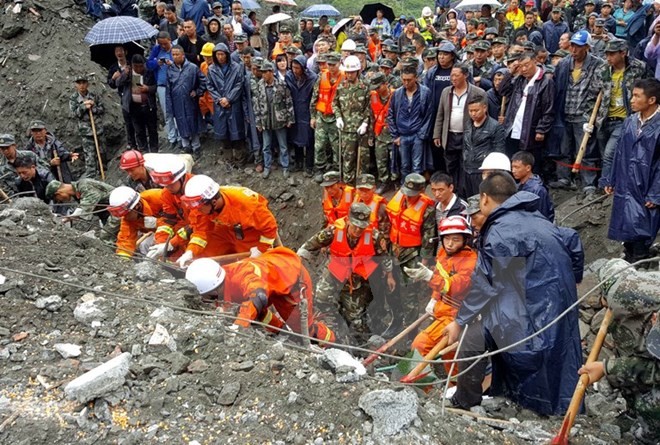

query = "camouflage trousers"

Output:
[[387, 257, 428, 336], [314, 117, 339, 172], [315, 270, 374, 341], [340, 132, 370, 185], [633, 388, 660, 437], [81, 134, 106, 179], [98, 214, 120, 245], [374, 132, 393, 184]]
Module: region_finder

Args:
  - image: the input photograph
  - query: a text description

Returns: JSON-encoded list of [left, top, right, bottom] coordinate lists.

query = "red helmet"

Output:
[[439, 216, 472, 237], [119, 150, 145, 170]]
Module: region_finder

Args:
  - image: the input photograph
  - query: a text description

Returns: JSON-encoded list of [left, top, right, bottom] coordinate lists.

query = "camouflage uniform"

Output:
[[601, 261, 660, 438], [69, 89, 106, 179], [369, 74, 395, 186], [0, 149, 41, 195], [310, 71, 341, 173], [468, 58, 496, 89], [572, 14, 588, 32], [333, 76, 371, 184], [249, 65, 264, 165], [300, 218, 392, 342], [253, 76, 295, 131], [596, 56, 648, 125]]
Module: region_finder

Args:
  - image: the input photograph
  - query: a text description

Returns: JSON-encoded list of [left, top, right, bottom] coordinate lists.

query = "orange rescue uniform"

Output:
[[411, 246, 478, 374], [116, 189, 165, 258], [154, 173, 194, 253], [223, 247, 335, 343], [199, 61, 214, 117], [322, 185, 354, 226], [187, 186, 278, 257]]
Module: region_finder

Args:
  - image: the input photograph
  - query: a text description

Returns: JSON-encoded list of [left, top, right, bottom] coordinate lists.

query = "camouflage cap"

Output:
[[383, 44, 400, 53], [595, 18, 605, 27], [402, 45, 415, 54], [497, 6, 507, 14], [478, 18, 489, 24], [647, 322, 660, 360], [552, 6, 562, 12], [259, 61, 275, 71], [292, 35, 303, 43], [585, 0, 595, 4], [316, 52, 328, 63], [465, 44, 475, 54], [465, 194, 481, 216], [605, 38, 628, 52], [401, 173, 426, 196], [465, 32, 478, 41], [422, 48, 437, 59], [286, 46, 302, 55], [379, 58, 395, 68], [401, 56, 419, 68], [326, 52, 341, 64], [369, 72, 387, 89], [0, 134, 15, 147], [354, 45, 368, 54], [493, 37, 508, 46], [551, 49, 570, 58], [320, 171, 340, 186], [485, 27, 499, 36], [601, 1, 612, 7], [348, 202, 371, 229], [279, 25, 292, 34], [74, 74, 89, 82], [356, 173, 376, 189], [252, 56, 264, 68], [45, 180, 63, 201], [544, 64, 555, 75], [506, 52, 522, 63], [474, 40, 491, 51], [212, 1, 222, 8], [234, 33, 248, 43], [29, 119, 47, 130], [368, 27, 378, 35]]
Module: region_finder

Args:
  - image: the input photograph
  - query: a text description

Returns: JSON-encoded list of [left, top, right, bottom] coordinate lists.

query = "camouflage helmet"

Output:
[[465, 194, 481, 216], [401, 173, 426, 197], [348, 202, 371, 229], [356, 173, 376, 189], [320, 171, 341, 187], [45, 180, 64, 201]]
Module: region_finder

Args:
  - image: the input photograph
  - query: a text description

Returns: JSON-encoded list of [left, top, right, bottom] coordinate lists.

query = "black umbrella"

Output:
[[90, 41, 145, 70], [359, 3, 395, 24]]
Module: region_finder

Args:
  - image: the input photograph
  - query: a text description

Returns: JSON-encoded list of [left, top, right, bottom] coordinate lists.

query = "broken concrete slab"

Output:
[[64, 352, 132, 403], [35, 295, 63, 312], [148, 324, 177, 352], [358, 388, 419, 437], [317, 348, 366, 383], [54, 343, 82, 359]]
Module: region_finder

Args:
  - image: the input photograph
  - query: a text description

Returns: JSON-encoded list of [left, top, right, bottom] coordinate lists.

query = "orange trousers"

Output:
[[411, 301, 458, 375]]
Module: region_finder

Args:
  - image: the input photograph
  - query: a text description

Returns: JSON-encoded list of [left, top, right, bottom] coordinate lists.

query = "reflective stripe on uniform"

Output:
[[177, 227, 189, 240], [116, 251, 132, 258], [189, 236, 207, 248], [156, 226, 174, 236], [259, 235, 275, 245]]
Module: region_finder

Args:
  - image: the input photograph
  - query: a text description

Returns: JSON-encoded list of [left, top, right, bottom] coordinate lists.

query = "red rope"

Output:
[[553, 160, 601, 172]]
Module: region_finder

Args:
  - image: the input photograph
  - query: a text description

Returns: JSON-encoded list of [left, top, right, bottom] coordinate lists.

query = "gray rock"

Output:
[[600, 423, 621, 440], [64, 352, 132, 403], [0, 327, 10, 337], [269, 342, 286, 361], [358, 388, 419, 437], [217, 382, 241, 406], [94, 398, 112, 423], [187, 359, 209, 373], [54, 343, 82, 358], [318, 348, 366, 383], [233, 360, 254, 372], [165, 352, 190, 375], [287, 391, 298, 405], [148, 324, 177, 352], [1, 22, 24, 40], [74, 298, 107, 325], [0, 208, 26, 222], [134, 262, 162, 282], [35, 295, 63, 312]]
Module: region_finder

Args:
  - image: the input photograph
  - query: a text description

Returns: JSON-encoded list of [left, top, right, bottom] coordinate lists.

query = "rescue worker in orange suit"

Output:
[[185, 247, 335, 345], [311, 52, 344, 183], [353, 173, 390, 234], [178, 174, 279, 267], [145, 156, 192, 260], [108, 186, 164, 259], [384, 173, 437, 339], [297, 203, 396, 343], [406, 216, 477, 375], [320, 171, 354, 227], [119, 149, 160, 192]]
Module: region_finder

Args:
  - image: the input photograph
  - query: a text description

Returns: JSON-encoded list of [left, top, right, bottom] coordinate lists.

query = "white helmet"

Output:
[[341, 39, 356, 52], [185, 258, 226, 294], [108, 186, 140, 217], [422, 6, 433, 17], [479, 152, 511, 172], [149, 155, 187, 186], [181, 174, 220, 208], [342, 55, 361, 72]]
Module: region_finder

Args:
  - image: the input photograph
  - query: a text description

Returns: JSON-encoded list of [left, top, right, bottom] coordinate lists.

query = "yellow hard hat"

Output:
[[200, 42, 215, 57]]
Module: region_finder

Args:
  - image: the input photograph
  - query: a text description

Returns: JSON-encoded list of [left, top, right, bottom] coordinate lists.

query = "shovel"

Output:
[[551, 308, 613, 445], [362, 313, 431, 366], [400, 336, 457, 384]]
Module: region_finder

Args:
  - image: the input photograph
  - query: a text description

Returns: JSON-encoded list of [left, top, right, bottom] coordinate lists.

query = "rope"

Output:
[[558, 194, 609, 225]]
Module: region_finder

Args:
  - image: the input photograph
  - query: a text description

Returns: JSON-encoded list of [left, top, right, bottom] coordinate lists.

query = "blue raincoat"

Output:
[[207, 43, 246, 142], [285, 55, 317, 148], [165, 60, 207, 139], [603, 112, 660, 243], [456, 191, 582, 416]]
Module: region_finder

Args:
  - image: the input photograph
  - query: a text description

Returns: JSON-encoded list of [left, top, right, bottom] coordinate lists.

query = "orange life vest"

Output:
[[322, 186, 354, 226], [386, 191, 434, 247], [328, 218, 379, 282], [370, 90, 392, 136], [316, 71, 344, 115], [355, 194, 386, 229]]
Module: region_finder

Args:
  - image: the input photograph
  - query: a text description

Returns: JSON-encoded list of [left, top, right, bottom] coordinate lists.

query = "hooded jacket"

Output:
[[165, 58, 207, 138], [207, 43, 246, 141], [285, 55, 318, 147]]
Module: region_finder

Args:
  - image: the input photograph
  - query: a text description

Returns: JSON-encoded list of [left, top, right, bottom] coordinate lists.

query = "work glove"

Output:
[[176, 250, 194, 268], [235, 301, 258, 328], [582, 123, 594, 134], [61, 207, 83, 224], [103, 3, 112, 10], [146, 242, 173, 259], [357, 122, 368, 136], [296, 247, 312, 260], [249, 246, 262, 258], [336, 117, 344, 130], [143, 216, 157, 229], [425, 298, 437, 316], [403, 262, 434, 282]]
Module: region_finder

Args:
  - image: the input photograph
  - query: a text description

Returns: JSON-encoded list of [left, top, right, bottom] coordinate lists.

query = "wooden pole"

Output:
[[88, 108, 105, 180], [400, 336, 451, 383], [362, 313, 431, 366], [572, 92, 603, 174]]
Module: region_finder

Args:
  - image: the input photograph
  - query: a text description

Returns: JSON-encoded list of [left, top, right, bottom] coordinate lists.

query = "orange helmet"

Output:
[[119, 150, 145, 170], [439, 216, 472, 237]]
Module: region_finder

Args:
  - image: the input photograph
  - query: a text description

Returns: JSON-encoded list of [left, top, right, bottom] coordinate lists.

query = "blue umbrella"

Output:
[[84, 16, 158, 45], [301, 4, 341, 17], [241, 0, 261, 10]]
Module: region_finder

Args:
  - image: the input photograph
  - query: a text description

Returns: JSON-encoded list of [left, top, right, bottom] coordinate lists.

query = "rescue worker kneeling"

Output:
[[108, 186, 164, 258], [404, 216, 477, 375], [185, 247, 335, 345], [297, 203, 395, 342], [178, 175, 279, 268]]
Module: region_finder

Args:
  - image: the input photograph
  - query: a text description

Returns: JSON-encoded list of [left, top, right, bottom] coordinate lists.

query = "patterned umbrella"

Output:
[[301, 4, 341, 17], [264, 0, 297, 6], [84, 16, 158, 45]]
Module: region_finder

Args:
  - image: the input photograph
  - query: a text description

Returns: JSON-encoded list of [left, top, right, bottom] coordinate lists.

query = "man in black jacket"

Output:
[[462, 95, 506, 197], [119, 55, 159, 152], [24, 120, 78, 182], [14, 155, 55, 203], [178, 19, 207, 65]]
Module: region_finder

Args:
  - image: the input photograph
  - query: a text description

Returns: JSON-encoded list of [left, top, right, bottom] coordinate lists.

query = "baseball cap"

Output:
[[570, 30, 590, 46]]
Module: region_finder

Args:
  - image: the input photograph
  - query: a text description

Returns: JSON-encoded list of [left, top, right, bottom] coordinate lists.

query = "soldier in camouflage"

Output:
[[0, 134, 45, 195], [378, 58, 402, 89], [579, 260, 660, 441], [69, 75, 106, 179], [297, 203, 395, 343], [469, 40, 496, 90], [310, 52, 342, 182], [333, 55, 371, 185], [368, 73, 395, 193], [45, 178, 119, 243], [249, 57, 264, 170], [572, 0, 595, 32]]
